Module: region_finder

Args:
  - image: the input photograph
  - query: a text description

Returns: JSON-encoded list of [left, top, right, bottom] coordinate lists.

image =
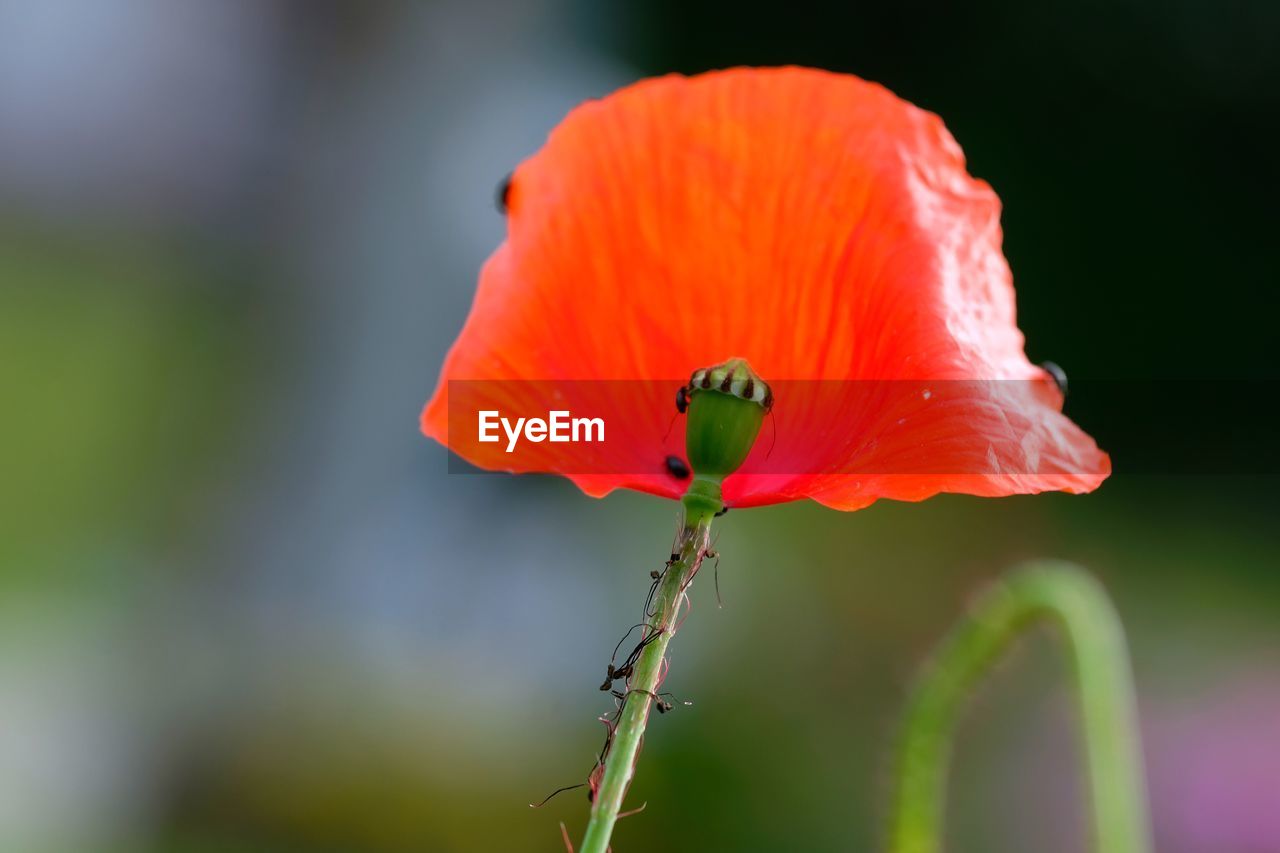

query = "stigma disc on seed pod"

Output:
[[688, 358, 773, 411]]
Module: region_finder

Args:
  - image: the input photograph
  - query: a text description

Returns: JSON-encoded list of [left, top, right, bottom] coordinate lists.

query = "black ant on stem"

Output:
[[610, 687, 680, 714], [598, 623, 664, 691]]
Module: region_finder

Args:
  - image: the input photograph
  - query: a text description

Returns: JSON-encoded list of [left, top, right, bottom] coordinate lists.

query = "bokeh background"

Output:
[[3, 1, 1278, 851]]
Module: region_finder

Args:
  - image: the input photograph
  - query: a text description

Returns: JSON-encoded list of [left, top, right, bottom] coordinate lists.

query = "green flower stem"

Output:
[[888, 561, 1151, 853], [578, 500, 717, 853]]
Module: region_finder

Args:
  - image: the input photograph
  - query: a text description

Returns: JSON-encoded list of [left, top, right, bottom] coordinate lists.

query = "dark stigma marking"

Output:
[[495, 172, 513, 214], [665, 455, 690, 480], [1041, 361, 1068, 396]]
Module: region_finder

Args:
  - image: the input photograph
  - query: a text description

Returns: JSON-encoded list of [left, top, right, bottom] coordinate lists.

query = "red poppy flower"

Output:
[[422, 67, 1109, 510]]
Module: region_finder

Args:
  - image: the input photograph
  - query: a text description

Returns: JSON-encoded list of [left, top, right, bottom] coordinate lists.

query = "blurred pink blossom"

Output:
[[1147, 671, 1280, 853]]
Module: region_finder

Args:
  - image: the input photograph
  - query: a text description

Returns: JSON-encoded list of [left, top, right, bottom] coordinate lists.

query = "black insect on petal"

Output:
[[495, 172, 513, 214], [1041, 361, 1068, 396], [664, 455, 691, 480]]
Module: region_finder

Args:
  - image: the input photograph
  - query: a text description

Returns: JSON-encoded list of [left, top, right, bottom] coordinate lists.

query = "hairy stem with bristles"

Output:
[[578, 502, 716, 853]]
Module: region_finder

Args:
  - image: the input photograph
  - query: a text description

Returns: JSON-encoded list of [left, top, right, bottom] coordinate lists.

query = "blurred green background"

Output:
[[2, 2, 1277, 851]]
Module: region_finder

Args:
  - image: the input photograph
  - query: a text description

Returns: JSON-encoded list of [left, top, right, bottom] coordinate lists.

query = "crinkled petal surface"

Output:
[[423, 67, 1109, 509]]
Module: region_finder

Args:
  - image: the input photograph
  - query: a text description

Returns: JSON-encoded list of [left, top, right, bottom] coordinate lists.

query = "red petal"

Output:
[[423, 67, 1110, 509]]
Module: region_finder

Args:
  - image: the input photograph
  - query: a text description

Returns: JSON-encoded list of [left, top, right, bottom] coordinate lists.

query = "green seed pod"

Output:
[[683, 356, 772, 486]]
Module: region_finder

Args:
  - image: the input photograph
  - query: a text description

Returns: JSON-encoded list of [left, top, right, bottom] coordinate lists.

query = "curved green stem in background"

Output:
[[888, 561, 1152, 853], [578, 500, 717, 853]]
